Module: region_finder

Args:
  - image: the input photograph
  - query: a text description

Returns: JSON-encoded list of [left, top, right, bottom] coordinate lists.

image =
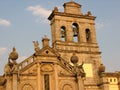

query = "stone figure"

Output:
[[33, 41, 40, 53]]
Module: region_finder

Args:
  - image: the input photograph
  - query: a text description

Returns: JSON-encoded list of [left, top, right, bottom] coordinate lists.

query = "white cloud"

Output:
[[0, 48, 7, 55], [17, 56, 27, 63], [96, 23, 104, 29], [27, 5, 51, 23], [0, 18, 11, 27]]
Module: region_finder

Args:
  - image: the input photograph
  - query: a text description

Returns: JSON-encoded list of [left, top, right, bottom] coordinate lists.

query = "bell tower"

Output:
[[48, 1, 99, 54], [48, 1, 102, 89]]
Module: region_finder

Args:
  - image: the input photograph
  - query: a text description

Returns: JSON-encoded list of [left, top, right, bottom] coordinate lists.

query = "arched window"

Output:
[[72, 23, 79, 42], [85, 29, 91, 42], [60, 26, 66, 41]]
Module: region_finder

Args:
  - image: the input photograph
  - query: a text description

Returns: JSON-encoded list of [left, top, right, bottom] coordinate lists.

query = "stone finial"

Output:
[[99, 64, 105, 72], [42, 35, 50, 47], [53, 6, 58, 12], [9, 47, 18, 61], [70, 52, 78, 64], [87, 11, 92, 16], [98, 63, 105, 77]]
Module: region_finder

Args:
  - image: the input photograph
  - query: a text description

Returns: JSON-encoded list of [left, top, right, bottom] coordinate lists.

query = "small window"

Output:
[[85, 29, 91, 42]]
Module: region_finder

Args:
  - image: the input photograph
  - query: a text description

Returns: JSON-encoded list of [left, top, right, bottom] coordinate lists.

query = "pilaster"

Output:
[[6, 76, 12, 90], [66, 21, 73, 42], [12, 73, 18, 90], [37, 63, 41, 90], [77, 76, 85, 90], [79, 24, 86, 43], [54, 64, 59, 90], [91, 24, 97, 43], [100, 77, 109, 90], [54, 20, 61, 42]]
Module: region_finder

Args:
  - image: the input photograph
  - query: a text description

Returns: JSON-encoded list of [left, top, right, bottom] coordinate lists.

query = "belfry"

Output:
[[0, 1, 120, 90]]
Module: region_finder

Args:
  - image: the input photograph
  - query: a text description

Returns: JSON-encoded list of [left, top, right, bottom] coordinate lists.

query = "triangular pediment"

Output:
[[18, 46, 75, 75], [18, 46, 60, 73], [35, 46, 60, 57]]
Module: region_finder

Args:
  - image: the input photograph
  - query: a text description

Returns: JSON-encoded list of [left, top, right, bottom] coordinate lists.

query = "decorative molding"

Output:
[[41, 64, 54, 72]]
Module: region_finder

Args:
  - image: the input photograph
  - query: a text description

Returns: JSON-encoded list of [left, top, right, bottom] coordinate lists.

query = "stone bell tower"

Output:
[[48, 1, 103, 89]]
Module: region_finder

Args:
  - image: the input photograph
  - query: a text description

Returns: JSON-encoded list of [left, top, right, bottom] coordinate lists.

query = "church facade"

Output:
[[0, 1, 120, 90]]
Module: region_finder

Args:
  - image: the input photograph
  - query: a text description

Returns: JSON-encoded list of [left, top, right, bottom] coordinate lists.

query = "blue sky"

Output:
[[0, 0, 120, 75]]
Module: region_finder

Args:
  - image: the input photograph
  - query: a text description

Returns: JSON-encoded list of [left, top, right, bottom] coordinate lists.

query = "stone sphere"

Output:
[[9, 47, 18, 61], [9, 51, 18, 60], [70, 53, 78, 64]]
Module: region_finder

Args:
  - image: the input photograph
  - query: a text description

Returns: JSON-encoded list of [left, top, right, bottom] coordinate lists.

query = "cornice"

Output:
[[48, 12, 96, 21]]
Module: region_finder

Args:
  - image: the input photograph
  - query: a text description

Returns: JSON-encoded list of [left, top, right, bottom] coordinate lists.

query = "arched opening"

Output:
[[22, 84, 33, 90], [72, 23, 79, 42], [60, 26, 66, 41], [62, 84, 73, 90], [85, 29, 91, 42]]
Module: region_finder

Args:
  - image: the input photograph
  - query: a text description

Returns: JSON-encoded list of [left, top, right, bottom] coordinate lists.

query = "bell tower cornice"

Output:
[[48, 11, 96, 21], [48, 1, 96, 21]]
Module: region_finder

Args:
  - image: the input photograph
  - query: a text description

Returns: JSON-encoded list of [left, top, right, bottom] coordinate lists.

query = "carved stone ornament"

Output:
[[9, 47, 18, 61], [62, 84, 73, 90], [70, 53, 78, 64], [41, 64, 54, 72], [4, 47, 19, 75], [33, 41, 40, 53]]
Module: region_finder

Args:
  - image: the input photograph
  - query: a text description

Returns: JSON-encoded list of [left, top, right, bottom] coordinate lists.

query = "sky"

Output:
[[0, 0, 120, 75]]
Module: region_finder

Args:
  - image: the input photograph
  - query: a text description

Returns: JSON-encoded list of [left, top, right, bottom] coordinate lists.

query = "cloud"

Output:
[[27, 5, 51, 23], [96, 23, 104, 29], [0, 18, 11, 27], [17, 56, 27, 63], [0, 48, 7, 55]]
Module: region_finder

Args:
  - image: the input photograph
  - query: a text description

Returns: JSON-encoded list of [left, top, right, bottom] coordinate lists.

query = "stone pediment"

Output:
[[18, 46, 75, 76], [35, 46, 60, 57], [18, 47, 60, 74]]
